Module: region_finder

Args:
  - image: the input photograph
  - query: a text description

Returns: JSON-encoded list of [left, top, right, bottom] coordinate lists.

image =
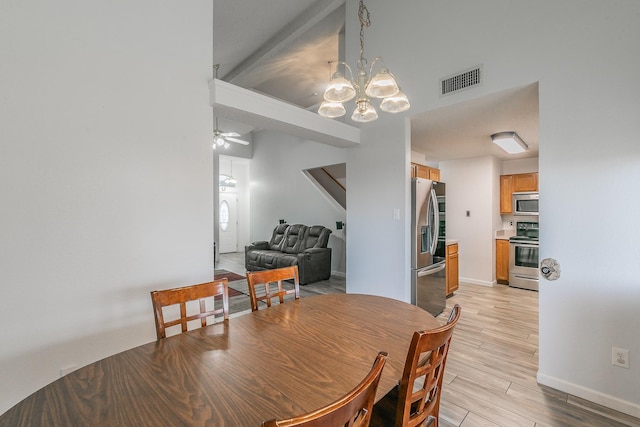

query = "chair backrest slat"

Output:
[[395, 304, 461, 427], [245, 266, 300, 312], [150, 279, 229, 340]]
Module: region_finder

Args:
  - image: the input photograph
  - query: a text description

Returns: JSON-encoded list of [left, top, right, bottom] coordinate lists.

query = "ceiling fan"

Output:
[[212, 64, 249, 150], [213, 116, 249, 150]]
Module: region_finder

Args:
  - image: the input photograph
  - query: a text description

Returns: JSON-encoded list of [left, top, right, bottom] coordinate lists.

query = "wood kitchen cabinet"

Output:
[[499, 172, 538, 214], [446, 243, 459, 296], [496, 239, 509, 284], [411, 163, 441, 181], [500, 175, 514, 214], [513, 173, 538, 192]]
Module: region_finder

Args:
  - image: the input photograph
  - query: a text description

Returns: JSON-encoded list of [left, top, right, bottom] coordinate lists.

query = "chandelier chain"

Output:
[[358, 0, 371, 69]]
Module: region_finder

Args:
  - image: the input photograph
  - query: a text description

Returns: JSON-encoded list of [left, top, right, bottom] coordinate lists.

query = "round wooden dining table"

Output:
[[0, 293, 439, 426]]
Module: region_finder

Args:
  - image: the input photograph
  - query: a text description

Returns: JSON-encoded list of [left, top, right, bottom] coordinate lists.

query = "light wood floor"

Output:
[[438, 284, 639, 427], [217, 253, 640, 427]]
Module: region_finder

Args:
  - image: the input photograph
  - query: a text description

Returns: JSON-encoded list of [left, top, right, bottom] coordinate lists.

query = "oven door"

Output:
[[509, 241, 539, 291]]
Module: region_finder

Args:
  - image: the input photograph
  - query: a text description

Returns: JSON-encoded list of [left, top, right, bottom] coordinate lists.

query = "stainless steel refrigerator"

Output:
[[411, 177, 446, 316]]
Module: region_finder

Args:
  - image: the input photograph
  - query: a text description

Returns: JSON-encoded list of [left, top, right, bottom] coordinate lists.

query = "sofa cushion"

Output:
[[246, 249, 282, 270], [281, 224, 308, 254], [268, 223, 289, 250], [304, 225, 331, 249], [275, 254, 299, 268]]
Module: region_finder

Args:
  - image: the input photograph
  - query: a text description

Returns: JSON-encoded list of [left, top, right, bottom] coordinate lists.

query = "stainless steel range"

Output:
[[509, 221, 539, 291]]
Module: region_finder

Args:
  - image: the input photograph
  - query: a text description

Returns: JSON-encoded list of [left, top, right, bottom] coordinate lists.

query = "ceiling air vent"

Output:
[[440, 66, 482, 95]]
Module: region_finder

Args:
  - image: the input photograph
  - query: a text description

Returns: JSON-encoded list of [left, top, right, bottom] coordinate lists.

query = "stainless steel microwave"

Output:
[[513, 192, 539, 215]]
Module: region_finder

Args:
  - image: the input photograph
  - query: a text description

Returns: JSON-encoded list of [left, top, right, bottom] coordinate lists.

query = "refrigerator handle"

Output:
[[417, 262, 446, 277], [430, 188, 439, 255]]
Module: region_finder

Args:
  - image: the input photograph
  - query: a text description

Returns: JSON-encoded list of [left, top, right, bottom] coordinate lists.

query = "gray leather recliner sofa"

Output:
[[244, 223, 332, 285]]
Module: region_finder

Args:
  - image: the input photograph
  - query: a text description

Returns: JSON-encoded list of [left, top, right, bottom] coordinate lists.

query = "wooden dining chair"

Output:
[[245, 265, 300, 312], [150, 278, 229, 340], [370, 304, 461, 427], [262, 351, 388, 427]]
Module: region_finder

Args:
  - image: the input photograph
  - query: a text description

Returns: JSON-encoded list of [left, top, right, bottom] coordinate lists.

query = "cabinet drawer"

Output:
[[447, 243, 458, 255]]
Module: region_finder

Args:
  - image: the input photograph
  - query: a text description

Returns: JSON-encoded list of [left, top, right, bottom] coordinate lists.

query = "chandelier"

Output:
[[318, 0, 410, 123]]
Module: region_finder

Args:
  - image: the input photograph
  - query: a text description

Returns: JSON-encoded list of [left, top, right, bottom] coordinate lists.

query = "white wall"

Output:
[[502, 157, 539, 175], [346, 118, 411, 299], [249, 130, 347, 274], [439, 157, 501, 286], [0, 0, 213, 414], [343, 0, 640, 417]]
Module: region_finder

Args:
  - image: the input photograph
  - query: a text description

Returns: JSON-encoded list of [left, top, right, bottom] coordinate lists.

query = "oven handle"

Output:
[[509, 242, 539, 248]]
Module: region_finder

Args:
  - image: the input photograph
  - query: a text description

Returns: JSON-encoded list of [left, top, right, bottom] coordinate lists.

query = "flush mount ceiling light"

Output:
[[491, 131, 529, 154], [212, 65, 249, 150], [317, 0, 409, 123]]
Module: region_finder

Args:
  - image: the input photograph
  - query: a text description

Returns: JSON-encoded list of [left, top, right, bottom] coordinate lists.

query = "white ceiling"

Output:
[[213, 0, 344, 109], [411, 83, 539, 162], [212, 0, 539, 162]]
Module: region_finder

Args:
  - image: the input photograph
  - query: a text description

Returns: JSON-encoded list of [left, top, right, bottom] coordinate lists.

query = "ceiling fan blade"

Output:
[[220, 131, 241, 138], [225, 136, 250, 145]]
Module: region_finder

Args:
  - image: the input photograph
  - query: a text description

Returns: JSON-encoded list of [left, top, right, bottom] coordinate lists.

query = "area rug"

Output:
[[214, 269, 246, 283], [214, 287, 244, 299]]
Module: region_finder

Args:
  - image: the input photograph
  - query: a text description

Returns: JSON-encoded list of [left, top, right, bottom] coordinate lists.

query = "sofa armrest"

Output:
[[302, 247, 329, 257], [296, 248, 332, 285], [246, 241, 269, 251]]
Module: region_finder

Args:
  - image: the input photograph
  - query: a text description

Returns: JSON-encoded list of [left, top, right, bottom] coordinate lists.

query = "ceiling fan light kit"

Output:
[[318, 0, 409, 123]]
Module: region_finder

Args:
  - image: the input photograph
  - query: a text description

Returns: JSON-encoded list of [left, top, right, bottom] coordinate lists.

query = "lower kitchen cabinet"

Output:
[[446, 243, 459, 296], [496, 239, 509, 284]]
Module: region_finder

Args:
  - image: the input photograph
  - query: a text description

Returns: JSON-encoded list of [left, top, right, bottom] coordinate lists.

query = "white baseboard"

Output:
[[459, 276, 495, 287], [331, 270, 346, 279], [537, 372, 640, 419]]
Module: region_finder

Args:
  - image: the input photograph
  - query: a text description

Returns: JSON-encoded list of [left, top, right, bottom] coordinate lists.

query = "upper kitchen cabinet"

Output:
[[411, 163, 441, 181], [513, 173, 538, 192], [500, 172, 538, 214]]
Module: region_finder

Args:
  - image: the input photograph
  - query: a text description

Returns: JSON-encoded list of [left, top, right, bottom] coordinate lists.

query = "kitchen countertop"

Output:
[[446, 239, 458, 245], [495, 230, 515, 240]]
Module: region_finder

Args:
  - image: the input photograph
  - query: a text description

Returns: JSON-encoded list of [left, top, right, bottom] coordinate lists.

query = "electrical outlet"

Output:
[[612, 347, 629, 368]]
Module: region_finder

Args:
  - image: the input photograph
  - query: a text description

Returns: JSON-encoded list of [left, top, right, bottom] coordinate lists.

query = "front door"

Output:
[[218, 190, 237, 253]]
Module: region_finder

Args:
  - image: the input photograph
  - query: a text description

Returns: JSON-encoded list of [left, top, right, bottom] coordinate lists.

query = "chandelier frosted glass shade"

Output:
[[323, 72, 356, 103], [365, 68, 399, 98], [318, 100, 347, 118], [351, 100, 378, 122], [379, 88, 410, 113]]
